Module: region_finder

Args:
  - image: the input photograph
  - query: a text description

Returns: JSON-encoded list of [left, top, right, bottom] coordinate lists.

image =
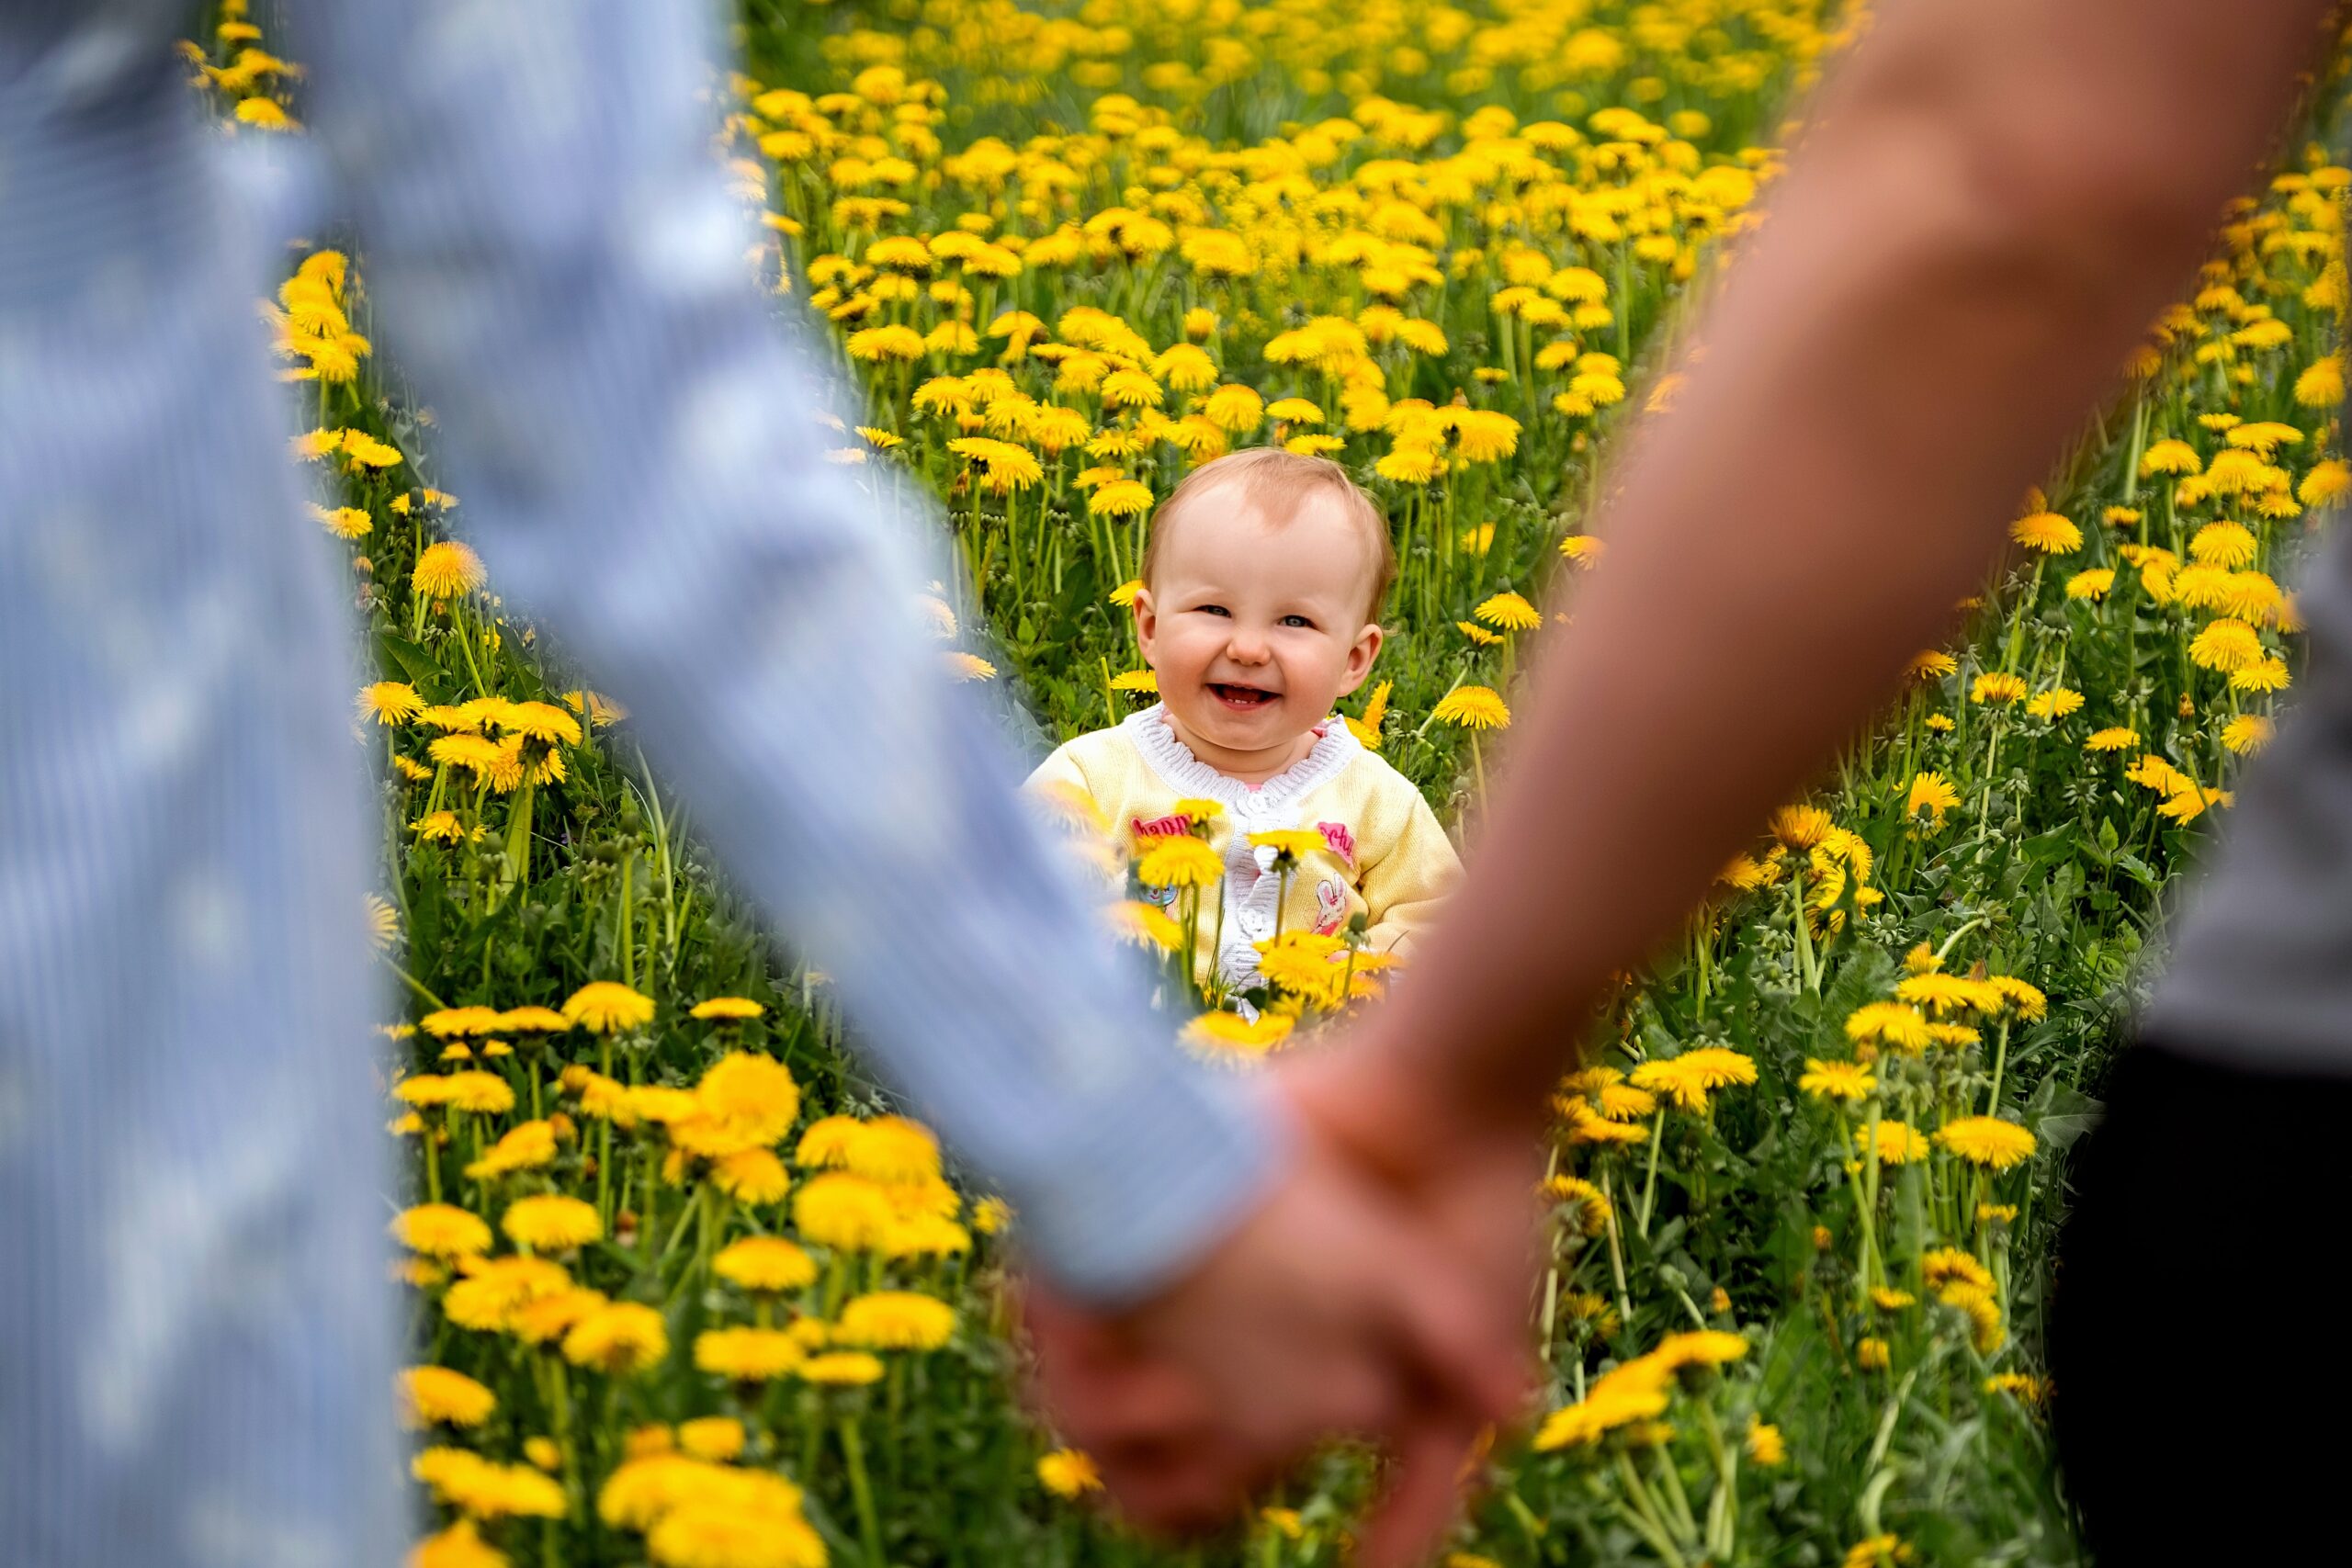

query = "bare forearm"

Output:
[[1382, 0, 2335, 1135]]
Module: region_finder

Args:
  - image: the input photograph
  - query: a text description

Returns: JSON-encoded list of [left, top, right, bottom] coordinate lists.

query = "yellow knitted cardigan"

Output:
[[1025, 704, 1462, 994]]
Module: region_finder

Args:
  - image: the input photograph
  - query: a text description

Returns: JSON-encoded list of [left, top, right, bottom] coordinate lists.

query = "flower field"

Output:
[[196, 0, 2348, 1563]]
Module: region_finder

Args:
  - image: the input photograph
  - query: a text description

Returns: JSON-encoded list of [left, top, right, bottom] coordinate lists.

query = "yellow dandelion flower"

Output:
[[391, 1203, 493, 1261], [1986, 1371, 2051, 1407], [1649, 1329, 1749, 1373], [413, 541, 487, 600], [1798, 1059, 1876, 1101], [563, 980, 654, 1033], [1431, 685, 1510, 730], [1857, 1121, 1928, 1165], [1905, 772, 1959, 824], [413, 1450, 564, 1522], [1182, 1009, 1296, 1056], [695, 1052, 801, 1147], [842, 1116, 942, 1184], [2231, 655, 2291, 694], [794, 1172, 895, 1251], [2222, 714, 2276, 754], [1473, 591, 1542, 631], [1894, 972, 2003, 1016], [836, 1291, 956, 1351], [466, 1120, 557, 1181], [675, 1416, 746, 1463], [1842, 1531, 1910, 1567], [1845, 1001, 1929, 1052], [1935, 1116, 2037, 1168], [797, 1351, 885, 1386], [1248, 829, 1330, 862], [2009, 511, 2081, 554], [1544, 1174, 1613, 1236], [562, 1302, 668, 1376], [1089, 479, 1154, 517], [503, 1194, 602, 1254], [1137, 833, 1225, 889], [1559, 534, 1608, 568], [1104, 899, 1183, 952], [1970, 671, 2028, 705], [399, 1366, 497, 1429], [312, 503, 372, 540], [694, 1327, 806, 1382], [1037, 1449, 1102, 1497]]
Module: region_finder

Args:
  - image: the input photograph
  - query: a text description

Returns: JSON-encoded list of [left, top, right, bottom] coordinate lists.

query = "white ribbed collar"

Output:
[[1123, 702, 1361, 817]]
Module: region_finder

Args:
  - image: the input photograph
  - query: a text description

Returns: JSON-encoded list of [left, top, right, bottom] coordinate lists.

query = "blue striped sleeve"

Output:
[[285, 0, 1283, 1300]]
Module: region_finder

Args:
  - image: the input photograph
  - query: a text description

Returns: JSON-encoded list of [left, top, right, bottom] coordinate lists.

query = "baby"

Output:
[[1028, 447, 1462, 998]]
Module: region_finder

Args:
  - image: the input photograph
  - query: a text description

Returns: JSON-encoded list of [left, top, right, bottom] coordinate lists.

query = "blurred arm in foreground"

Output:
[[1299, 0, 2339, 1161], [288, 0, 1524, 1537], [1059, 0, 2339, 1555]]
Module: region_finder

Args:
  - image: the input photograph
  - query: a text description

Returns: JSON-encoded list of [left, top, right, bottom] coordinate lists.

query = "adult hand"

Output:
[[1020, 1072, 1537, 1564]]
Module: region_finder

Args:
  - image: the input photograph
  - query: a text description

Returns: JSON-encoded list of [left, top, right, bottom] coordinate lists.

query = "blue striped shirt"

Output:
[[0, 2, 1278, 1562]]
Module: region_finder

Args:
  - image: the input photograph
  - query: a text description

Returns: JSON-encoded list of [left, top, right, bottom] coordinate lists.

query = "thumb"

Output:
[[1351, 1404, 1486, 1568]]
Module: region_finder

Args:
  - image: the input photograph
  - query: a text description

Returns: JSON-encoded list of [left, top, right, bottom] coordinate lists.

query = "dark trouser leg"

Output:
[[2051, 1041, 2352, 1563]]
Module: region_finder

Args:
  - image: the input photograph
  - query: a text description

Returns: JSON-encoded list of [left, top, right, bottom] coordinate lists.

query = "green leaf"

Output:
[[2025, 1076, 2103, 1156], [374, 629, 440, 691]]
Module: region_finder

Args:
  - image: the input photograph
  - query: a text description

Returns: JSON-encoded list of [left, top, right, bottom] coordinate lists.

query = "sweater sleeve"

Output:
[[1360, 785, 1464, 959], [1024, 741, 1091, 799]]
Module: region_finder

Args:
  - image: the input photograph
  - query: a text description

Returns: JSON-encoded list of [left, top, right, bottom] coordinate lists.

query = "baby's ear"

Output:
[[1338, 620, 1385, 694], [1131, 587, 1159, 657]]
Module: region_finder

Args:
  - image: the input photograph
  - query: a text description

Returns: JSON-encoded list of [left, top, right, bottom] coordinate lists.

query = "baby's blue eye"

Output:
[[1280, 615, 1313, 628], [1195, 604, 1230, 616]]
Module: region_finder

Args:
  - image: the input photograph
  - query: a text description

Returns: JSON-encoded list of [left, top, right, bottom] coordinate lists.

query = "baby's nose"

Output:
[[1226, 627, 1270, 661]]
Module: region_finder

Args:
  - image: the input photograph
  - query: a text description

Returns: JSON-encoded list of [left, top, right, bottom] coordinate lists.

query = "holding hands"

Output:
[[1022, 1021, 1552, 1565]]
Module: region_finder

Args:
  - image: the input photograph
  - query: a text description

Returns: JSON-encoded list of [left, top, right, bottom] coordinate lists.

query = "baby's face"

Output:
[[1135, 486, 1383, 767]]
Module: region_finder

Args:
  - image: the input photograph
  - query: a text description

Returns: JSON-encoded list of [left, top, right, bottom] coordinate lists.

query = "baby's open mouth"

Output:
[[1209, 682, 1279, 711]]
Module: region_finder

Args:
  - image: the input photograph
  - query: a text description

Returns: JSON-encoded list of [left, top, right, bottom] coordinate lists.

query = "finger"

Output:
[[1351, 1404, 1485, 1568], [1094, 1440, 1257, 1538], [1379, 1228, 1533, 1427], [1072, 1359, 1223, 1450]]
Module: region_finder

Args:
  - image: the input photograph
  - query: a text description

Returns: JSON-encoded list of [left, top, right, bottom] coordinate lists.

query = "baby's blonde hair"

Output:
[[1138, 448, 1396, 624]]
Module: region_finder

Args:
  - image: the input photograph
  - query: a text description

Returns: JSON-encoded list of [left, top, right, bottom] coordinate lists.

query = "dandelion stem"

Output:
[[385, 960, 449, 1012], [1934, 917, 1987, 964], [1613, 1454, 1689, 1568], [1693, 1399, 1739, 1559], [1637, 1109, 1666, 1235], [1650, 1444, 1701, 1544], [1983, 1018, 2013, 1113], [1592, 1168, 1635, 1339], [1857, 1100, 1884, 1297], [1788, 874, 1817, 993], [842, 1416, 884, 1566]]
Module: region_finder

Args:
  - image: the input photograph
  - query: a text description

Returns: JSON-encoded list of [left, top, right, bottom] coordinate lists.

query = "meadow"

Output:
[[195, 0, 2348, 1562]]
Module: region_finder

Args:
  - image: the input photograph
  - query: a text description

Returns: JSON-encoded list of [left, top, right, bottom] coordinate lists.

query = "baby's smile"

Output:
[[1208, 681, 1280, 711]]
